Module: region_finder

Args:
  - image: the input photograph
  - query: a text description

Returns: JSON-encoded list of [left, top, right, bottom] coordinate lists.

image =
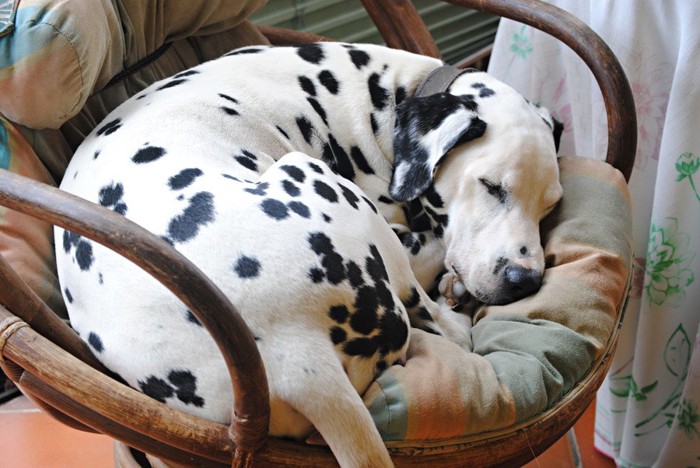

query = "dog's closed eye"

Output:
[[479, 177, 507, 204]]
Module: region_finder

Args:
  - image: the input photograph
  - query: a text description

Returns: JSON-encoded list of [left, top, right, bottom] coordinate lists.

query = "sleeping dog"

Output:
[[56, 42, 562, 467]]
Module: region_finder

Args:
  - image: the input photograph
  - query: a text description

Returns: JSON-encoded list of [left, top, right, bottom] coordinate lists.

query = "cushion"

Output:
[[363, 156, 632, 445], [0, 0, 265, 129]]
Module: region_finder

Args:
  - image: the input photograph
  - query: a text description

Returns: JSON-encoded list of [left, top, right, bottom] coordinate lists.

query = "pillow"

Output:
[[0, 0, 265, 129], [363, 156, 633, 444]]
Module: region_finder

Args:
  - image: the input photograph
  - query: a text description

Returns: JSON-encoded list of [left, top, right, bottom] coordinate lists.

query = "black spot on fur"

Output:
[[370, 114, 379, 134], [64, 288, 73, 304], [417, 306, 434, 321], [276, 125, 290, 139], [313, 180, 338, 203], [318, 70, 339, 94], [348, 49, 370, 69], [309, 162, 324, 174], [378, 195, 394, 204], [395, 86, 407, 105], [402, 288, 421, 309], [63, 230, 94, 271], [173, 70, 200, 79], [88, 332, 104, 352], [224, 47, 264, 56], [377, 310, 409, 353], [93, 150, 101, 160], [349, 146, 374, 175], [222, 174, 242, 183], [96, 119, 121, 136], [261, 198, 289, 220], [139, 376, 174, 403], [221, 106, 240, 116], [139, 371, 205, 407], [329, 305, 350, 323], [167, 370, 205, 407], [245, 182, 269, 197], [399, 231, 422, 255], [169, 168, 203, 190], [472, 82, 495, 98], [98, 182, 128, 215], [296, 116, 315, 144], [167, 192, 215, 243], [402, 199, 432, 232], [339, 183, 360, 209], [425, 206, 449, 229], [298, 76, 317, 96], [156, 79, 187, 91], [288, 201, 311, 218], [330, 326, 347, 344], [297, 43, 324, 64], [363, 196, 378, 213], [308, 232, 346, 284], [368, 73, 390, 110], [322, 213, 332, 223], [350, 286, 379, 334], [423, 185, 444, 208], [235, 256, 261, 278], [309, 267, 325, 283], [218, 93, 239, 104], [281, 165, 306, 182], [282, 180, 300, 197], [307, 97, 328, 125], [132, 146, 166, 164], [343, 337, 378, 356], [346, 261, 364, 288], [62, 230, 79, 253], [234, 151, 257, 172], [322, 134, 355, 180], [186, 310, 202, 326]]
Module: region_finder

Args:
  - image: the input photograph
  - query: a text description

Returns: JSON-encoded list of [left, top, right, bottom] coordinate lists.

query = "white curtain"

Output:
[[487, 2, 700, 466]]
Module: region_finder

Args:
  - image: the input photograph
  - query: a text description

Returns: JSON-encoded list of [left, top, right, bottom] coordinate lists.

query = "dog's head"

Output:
[[391, 71, 563, 305]]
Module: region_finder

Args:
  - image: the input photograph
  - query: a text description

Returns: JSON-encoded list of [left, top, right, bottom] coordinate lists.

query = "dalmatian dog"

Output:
[[55, 42, 562, 467]]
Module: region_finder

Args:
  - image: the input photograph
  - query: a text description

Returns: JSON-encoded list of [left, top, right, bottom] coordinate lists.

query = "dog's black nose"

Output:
[[504, 265, 542, 300]]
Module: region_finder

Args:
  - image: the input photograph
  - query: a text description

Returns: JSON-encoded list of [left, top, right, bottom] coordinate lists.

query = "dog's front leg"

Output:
[[390, 224, 446, 292]]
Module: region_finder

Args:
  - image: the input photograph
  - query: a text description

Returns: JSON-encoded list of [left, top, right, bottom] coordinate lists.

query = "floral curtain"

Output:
[[487, 2, 699, 466]]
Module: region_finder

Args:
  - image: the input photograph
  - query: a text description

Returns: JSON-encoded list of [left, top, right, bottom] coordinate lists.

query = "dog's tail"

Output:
[[265, 338, 394, 468]]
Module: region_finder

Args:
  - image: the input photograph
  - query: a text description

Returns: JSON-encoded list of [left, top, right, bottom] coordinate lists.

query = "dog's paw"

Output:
[[438, 271, 469, 308]]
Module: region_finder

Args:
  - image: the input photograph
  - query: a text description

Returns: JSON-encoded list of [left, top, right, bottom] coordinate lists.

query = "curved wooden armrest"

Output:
[[0, 168, 270, 463], [361, 0, 637, 181]]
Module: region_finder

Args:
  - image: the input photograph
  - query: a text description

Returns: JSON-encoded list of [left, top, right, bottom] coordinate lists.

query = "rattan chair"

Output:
[[0, 0, 636, 466]]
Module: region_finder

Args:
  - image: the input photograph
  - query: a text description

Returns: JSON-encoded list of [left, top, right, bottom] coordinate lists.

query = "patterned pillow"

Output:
[[0, 0, 265, 129]]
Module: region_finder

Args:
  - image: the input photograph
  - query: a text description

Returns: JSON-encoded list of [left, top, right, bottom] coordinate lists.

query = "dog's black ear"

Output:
[[552, 117, 564, 153], [530, 102, 563, 153], [390, 93, 487, 201]]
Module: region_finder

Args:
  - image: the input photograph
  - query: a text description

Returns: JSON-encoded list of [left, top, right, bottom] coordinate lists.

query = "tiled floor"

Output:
[[0, 389, 616, 467]]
